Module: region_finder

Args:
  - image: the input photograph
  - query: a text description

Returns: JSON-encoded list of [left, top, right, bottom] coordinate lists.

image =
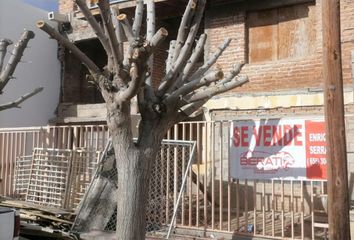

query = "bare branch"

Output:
[[117, 14, 134, 42], [0, 31, 34, 92], [157, 0, 206, 97], [111, 7, 124, 64], [183, 75, 249, 104], [166, 40, 176, 73], [149, 28, 168, 51], [219, 62, 245, 84], [0, 87, 43, 111], [146, 0, 155, 86], [117, 14, 136, 67], [74, 0, 111, 56], [132, 0, 144, 38], [173, 0, 197, 62], [177, 99, 207, 122], [119, 47, 148, 101], [189, 38, 231, 81], [174, 33, 206, 89], [172, 70, 223, 100], [97, 0, 122, 71], [37, 21, 101, 78], [0, 39, 13, 72]]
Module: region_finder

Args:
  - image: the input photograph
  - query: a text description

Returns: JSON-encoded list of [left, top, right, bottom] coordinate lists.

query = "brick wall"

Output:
[[205, 0, 354, 94], [59, 0, 75, 14], [58, 0, 354, 98]]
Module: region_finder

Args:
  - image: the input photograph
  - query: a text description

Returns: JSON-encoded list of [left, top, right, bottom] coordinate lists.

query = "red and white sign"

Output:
[[229, 119, 327, 180]]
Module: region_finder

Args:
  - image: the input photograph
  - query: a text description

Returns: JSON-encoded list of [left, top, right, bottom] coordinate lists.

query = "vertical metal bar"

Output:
[[219, 121, 223, 230], [311, 181, 314, 240], [245, 179, 249, 229], [253, 180, 257, 235], [73, 126, 78, 150], [8, 133, 14, 195], [301, 181, 304, 240], [166, 129, 171, 223], [0, 133, 4, 195], [181, 123, 186, 226], [196, 122, 200, 228], [281, 180, 284, 238], [211, 121, 215, 229], [262, 180, 265, 236], [227, 122, 231, 232], [291, 180, 294, 239], [272, 179, 275, 237], [4, 133, 9, 195], [203, 122, 208, 228], [236, 179, 240, 231], [173, 124, 178, 207], [166, 141, 197, 239], [188, 123, 193, 227], [58, 126, 63, 149]]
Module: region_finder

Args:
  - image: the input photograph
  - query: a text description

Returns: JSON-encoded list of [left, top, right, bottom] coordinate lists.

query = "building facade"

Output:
[[57, 0, 354, 199]]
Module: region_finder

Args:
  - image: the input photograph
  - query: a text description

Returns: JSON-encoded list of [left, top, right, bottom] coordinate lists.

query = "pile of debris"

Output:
[[0, 197, 76, 239]]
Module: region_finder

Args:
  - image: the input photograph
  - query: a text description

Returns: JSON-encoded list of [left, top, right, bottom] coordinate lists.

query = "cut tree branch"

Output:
[[74, 0, 111, 56], [189, 38, 231, 81], [119, 47, 148, 101], [166, 40, 176, 73], [132, 0, 144, 38], [157, 0, 206, 97], [97, 0, 122, 71], [177, 99, 207, 122], [0, 31, 34, 92], [111, 7, 124, 64], [172, 70, 224, 99], [173, 0, 197, 62], [219, 62, 245, 84], [0, 87, 43, 111], [0, 39, 13, 72], [36, 21, 101, 76], [175, 33, 206, 88], [183, 75, 249, 104], [146, 0, 155, 86], [118, 14, 134, 42]]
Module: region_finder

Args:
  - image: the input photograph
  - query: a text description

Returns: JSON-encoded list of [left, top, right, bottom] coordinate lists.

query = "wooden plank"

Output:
[[209, 0, 315, 13], [322, 0, 351, 239], [278, 3, 316, 59], [248, 8, 278, 63]]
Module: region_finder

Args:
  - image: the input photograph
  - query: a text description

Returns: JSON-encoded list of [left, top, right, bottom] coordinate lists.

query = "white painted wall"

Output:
[[0, 0, 60, 127]]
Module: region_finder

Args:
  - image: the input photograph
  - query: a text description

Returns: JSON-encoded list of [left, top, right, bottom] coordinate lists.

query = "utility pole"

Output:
[[322, 0, 351, 239]]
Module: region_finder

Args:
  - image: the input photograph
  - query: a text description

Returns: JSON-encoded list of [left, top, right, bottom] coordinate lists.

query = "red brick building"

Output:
[[56, 0, 354, 196]]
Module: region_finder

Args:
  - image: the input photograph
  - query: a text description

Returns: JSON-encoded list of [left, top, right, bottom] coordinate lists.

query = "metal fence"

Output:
[[0, 125, 108, 196], [0, 122, 329, 239], [13, 148, 101, 210], [163, 121, 329, 239]]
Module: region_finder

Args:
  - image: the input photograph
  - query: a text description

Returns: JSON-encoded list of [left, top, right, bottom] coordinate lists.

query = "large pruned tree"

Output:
[[37, 0, 247, 239], [0, 31, 43, 111]]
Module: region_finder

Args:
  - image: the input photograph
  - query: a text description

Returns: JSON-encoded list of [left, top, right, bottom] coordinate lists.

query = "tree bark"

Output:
[[107, 101, 166, 239]]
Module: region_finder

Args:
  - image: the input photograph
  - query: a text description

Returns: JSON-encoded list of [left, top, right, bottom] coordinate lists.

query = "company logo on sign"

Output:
[[229, 119, 327, 180]]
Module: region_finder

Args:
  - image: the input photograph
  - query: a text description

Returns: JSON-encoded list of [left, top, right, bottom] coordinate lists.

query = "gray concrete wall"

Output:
[[0, 0, 60, 127]]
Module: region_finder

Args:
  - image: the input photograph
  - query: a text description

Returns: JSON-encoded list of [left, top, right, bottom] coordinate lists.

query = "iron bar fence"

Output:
[[0, 122, 329, 239]]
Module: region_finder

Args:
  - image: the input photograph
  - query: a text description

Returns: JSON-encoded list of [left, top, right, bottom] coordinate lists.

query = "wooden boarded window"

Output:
[[247, 3, 316, 63]]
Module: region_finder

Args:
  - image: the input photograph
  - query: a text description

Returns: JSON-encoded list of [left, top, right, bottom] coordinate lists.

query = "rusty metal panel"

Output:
[[278, 3, 316, 59], [248, 9, 278, 63], [247, 3, 316, 63]]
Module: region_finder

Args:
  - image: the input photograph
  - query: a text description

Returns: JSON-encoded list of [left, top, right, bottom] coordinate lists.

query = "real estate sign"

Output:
[[229, 118, 327, 180]]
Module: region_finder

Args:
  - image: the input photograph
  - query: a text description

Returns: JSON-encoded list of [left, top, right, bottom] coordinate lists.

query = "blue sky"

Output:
[[20, 0, 58, 11]]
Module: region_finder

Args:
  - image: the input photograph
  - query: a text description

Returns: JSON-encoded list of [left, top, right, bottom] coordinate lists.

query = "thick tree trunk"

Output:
[[106, 101, 166, 240], [114, 147, 155, 239]]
